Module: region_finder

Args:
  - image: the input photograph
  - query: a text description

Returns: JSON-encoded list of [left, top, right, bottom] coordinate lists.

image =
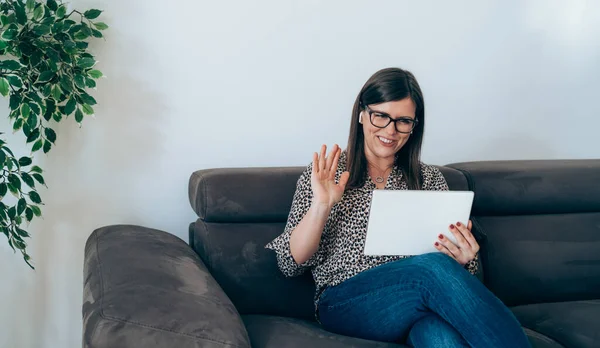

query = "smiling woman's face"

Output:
[[360, 97, 417, 164]]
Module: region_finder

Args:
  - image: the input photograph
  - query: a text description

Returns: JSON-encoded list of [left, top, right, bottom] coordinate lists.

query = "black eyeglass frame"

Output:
[[362, 104, 418, 134]]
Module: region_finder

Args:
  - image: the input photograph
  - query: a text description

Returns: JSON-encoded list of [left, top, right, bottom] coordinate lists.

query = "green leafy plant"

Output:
[[0, 0, 107, 268]]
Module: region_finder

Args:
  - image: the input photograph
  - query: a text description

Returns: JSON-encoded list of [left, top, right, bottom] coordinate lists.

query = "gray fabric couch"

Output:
[[82, 160, 600, 348]]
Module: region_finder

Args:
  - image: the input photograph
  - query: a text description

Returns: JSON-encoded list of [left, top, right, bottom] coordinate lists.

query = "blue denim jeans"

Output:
[[317, 253, 531, 348]]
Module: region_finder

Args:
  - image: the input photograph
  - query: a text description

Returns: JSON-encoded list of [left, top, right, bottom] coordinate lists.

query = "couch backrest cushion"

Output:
[[447, 160, 600, 216], [449, 160, 600, 306], [188, 167, 304, 223], [190, 220, 316, 320]]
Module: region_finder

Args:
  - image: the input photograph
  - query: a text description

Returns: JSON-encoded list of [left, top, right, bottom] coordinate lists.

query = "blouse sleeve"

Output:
[[426, 165, 480, 276], [265, 163, 328, 277]]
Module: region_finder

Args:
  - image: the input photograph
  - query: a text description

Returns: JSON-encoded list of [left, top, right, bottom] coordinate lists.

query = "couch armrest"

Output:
[[82, 225, 250, 348]]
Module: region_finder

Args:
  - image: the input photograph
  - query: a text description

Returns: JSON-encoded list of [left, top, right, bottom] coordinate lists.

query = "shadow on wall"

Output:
[[30, 36, 169, 348]]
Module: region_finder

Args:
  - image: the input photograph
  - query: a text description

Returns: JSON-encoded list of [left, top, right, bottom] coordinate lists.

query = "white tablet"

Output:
[[363, 190, 475, 256]]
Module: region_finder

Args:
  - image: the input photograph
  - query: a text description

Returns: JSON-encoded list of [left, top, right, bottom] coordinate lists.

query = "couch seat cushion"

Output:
[[242, 314, 563, 348], [242, 315, 404, 348], [511, 300, 600, 348]]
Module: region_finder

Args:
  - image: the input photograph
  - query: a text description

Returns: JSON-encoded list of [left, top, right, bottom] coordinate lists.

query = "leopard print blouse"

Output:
[[265, 151, 479, 310]]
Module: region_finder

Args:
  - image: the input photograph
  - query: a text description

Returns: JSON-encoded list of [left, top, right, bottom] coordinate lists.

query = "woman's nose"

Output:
[[385, 122, 397, 135]]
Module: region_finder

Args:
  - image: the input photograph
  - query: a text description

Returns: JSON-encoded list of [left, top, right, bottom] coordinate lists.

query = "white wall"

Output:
[[1, 1, 599, 347]]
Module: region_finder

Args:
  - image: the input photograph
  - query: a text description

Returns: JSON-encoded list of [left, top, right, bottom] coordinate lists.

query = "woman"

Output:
[[266, 68, 530, 347]]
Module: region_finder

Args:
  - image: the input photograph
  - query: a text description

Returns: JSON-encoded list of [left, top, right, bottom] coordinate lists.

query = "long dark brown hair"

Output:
[[346, 67, 425, 190]]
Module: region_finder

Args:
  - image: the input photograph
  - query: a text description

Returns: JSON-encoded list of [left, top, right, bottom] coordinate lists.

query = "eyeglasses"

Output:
[[363, 105, 418, 134]]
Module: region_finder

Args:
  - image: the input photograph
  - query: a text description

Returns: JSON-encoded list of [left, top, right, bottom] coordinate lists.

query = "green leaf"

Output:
[[18, 156, 32, 166], [31, 205, 42, 217], [1, 60, 22, 70], [26, 128, 40, 144], [91, 29, 103, 38], [13, 239, 27, 250], [25, 208, 34, 222], [51, 85, 62, 100], [27, 0, 36, 11], [8, 174, 21, 191], [77, 57, 95, 69], [29, 191, 42, 204], [76, 41, 89, 50], [30, 51, 43, 67], [21, 172, 35, 188], [8, 206, 16, 219], [7, 183, 18, 196], [63, 40, 76, 54], [31, 166, 43, 174], [13, 118, 24, 132], [9, 94, 21, 110], [74, 74, 86, 89], [23, 121, 32, 136], [28, 91, 43, 106], [31, 139, 43, 152], [0, 78, 9, 97], [42, 85, 52, 97], [74, 31, 89, 41], [6, 75, 23, 88], [0, 40, 7, 50], [44, 99, 55, 118], [32, 173, 45, 185], [79, 93, 97, 105], [33, 25, 51, 36], [65, 98, 76, 115], [55, 5, 66, 18], [40, 16, 54, 26], [0, 15, 9, 27], [84, 9, 103, 19], [37, 71, 55, 84], [0, 150, 5, 166], [44, 128, 56, 143], [17, 198, 27, 215], [1, 29, 17, 41], [3, 146, 14, 157], [0, 183, 6, 197], [75, 108, 83, 123], [80, 23, 92, 36], [85, 78, 96, 88], [15, 4, 27, 25], [52, 113, 62, 122], [43, 140, 51, 153], [29, 102, 41, 116], [88, 70, 103, 79], [62, 19, 76, 30], [18, 227, 30, 238], [33, 5, 45, 21], [82, 104, 94, 115], [93, 22, 109, 31], [47, 0, 58, 11], [60, 75, 72, 93], [21, 103, 30, 118]]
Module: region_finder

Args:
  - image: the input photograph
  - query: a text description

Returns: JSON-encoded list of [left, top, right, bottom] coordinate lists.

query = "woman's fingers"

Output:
[[312, 152, 319, 175], [434, 241, 457, 260], [456, 221, 479, 252], [325, 144, 339, 174], [319, 145, 326, 171], [438, 234, 461, 258], [449, 224, 470, 250], [328, 146, 341, 179]]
